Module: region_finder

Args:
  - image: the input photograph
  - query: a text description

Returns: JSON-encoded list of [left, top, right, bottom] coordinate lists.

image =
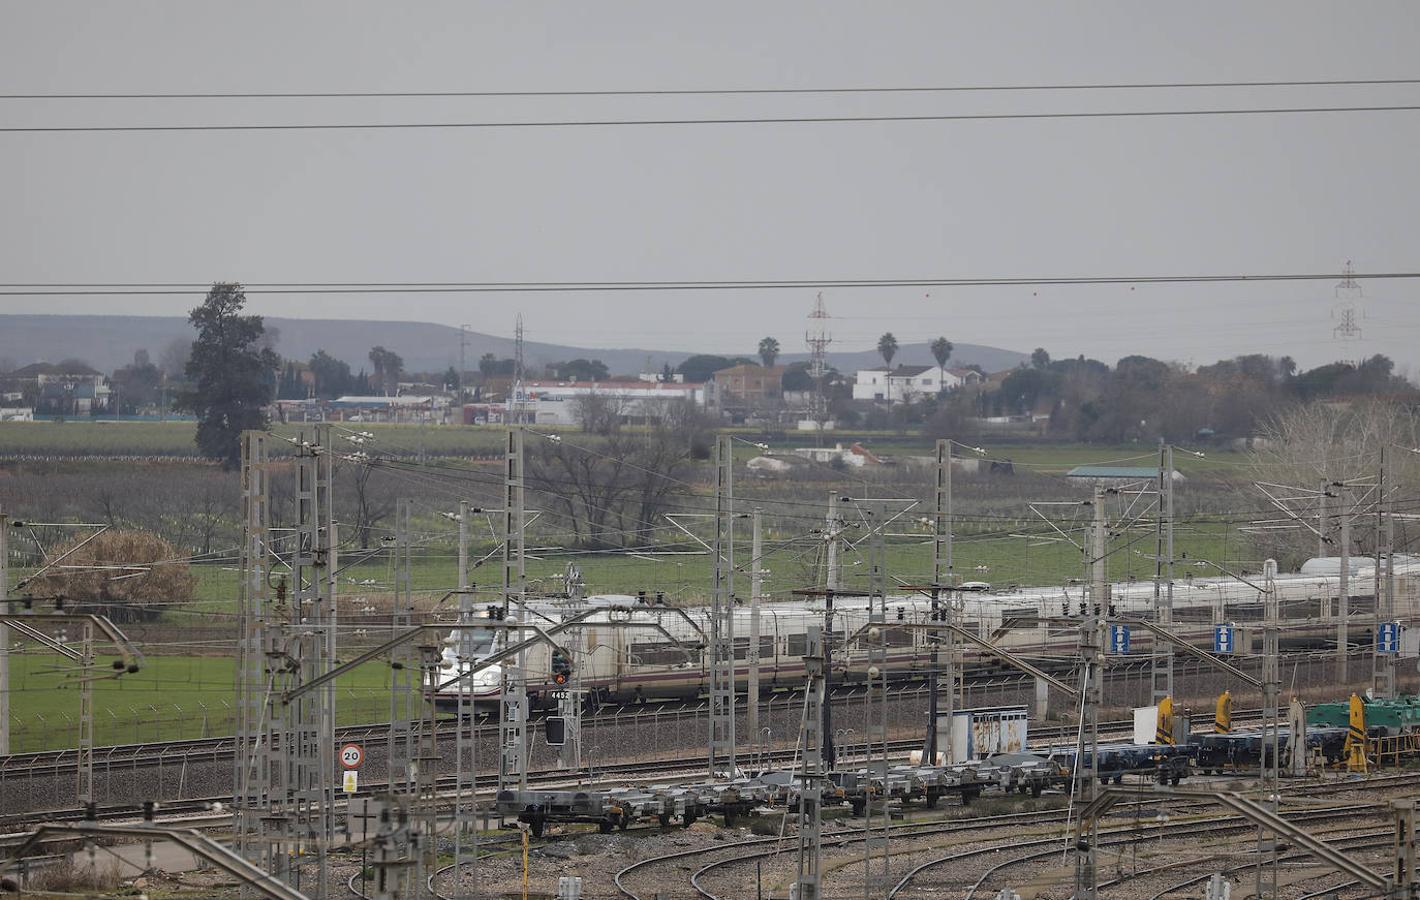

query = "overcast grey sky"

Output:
[[2, 2, 1418, 370]]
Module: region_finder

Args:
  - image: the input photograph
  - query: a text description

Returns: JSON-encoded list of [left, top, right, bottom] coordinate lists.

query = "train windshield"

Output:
[[452, 628, 496, 658]]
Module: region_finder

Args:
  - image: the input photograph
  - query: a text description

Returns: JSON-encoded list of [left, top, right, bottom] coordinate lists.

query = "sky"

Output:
[[2, 2, 1418, 371]]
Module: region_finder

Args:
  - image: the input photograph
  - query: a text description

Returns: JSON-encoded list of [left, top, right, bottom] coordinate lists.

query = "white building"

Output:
[[329, 395, 447, 423], [792, 442, 884, 467], [521, 380, 704, 426], [852, 365, 960, 403]]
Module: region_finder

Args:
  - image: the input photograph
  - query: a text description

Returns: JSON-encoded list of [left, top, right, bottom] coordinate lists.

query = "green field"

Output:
[[0, 420, 1253, 473], [0, 420, 516, 457], [182, 518, 1246, 608], [6, 515, 1247, 752], [1, 419, 1260, 751], [4, 653, 396, 753]]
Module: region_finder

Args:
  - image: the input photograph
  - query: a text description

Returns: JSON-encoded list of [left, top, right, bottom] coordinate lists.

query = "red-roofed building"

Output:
[[705, 364, 786, 417]]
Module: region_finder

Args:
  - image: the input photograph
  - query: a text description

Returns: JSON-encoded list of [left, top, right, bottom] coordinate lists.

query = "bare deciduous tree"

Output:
[[572, 390, 629, 435], [526, 409, 708, 549], [1249, 400, 1420, 567], [345, 460, 396, 550]]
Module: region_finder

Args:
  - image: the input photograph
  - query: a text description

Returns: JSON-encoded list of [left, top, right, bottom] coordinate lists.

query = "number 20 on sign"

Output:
[[340, 743, 364, 769]]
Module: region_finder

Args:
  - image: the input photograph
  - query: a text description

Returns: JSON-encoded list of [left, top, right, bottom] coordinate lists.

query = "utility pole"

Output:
[[863, 503, 891, 899], [1257, 558, 1281, 899], [1394, 800, 1418, 898], [806, 293, 833, 446], [794, 627, 826, 900], [77, 618, 94, 810], [248, 427, 338, 894], [453, 499, 479, 898], [414, 641, 443, 892], [459, 324, 471, 406], [823, 491, 840, 769], [0, 504, 9, 757], [498, 428, 528, 796], [389, 498, 416, 800], [748, 508, 763, 738], [511, 314, 526, 425], [1151, 441, 1174, 704], [926, 439, 954, 764], [1374, 448, 1396, 699], [1074, 486, 1107, 900], [708, 434, 736, 778], [234, 432, 269, 864], [1339, 487, 1351, 685], [1318, 479, 1329, 559]]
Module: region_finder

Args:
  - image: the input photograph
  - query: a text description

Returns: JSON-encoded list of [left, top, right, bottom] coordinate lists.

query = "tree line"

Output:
[[927, 348, 1417, 444]]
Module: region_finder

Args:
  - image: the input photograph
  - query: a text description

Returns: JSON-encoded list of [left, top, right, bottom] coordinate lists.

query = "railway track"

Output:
[[618, 772, 1420, 899], [0, 674, 1045, 781], [1132, 830, 1395, 898], [892, 774, 1420, 899], [0, 704, 1270, 832], [1, 646, 1281, 782]]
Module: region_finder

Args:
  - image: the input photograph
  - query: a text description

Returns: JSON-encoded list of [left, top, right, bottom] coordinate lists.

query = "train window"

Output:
[[629, 641, 689, 667], [884, 627, 913, 648], [786, 633, 808, 658], [732, 636, 774, 660]]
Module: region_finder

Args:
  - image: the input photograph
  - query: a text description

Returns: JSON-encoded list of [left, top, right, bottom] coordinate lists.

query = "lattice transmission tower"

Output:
[[805, 293, 833, 441], [1331, 260, 1364, 356]]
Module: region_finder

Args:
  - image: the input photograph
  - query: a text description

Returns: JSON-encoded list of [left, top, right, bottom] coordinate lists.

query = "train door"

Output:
[[609, 625, 623, 697], [768, 610, 780, 685]]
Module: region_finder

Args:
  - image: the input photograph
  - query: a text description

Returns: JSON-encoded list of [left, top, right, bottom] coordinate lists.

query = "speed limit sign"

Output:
[[339, 743, 364, 770]]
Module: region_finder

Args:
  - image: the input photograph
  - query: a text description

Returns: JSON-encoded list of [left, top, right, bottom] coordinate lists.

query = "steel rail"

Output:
[[1138, 830, 1393, 899]]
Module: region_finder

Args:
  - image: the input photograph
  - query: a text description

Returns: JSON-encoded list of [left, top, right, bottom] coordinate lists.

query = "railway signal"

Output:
[[545, 715, 567, 747], [551, 648, 573, 686]]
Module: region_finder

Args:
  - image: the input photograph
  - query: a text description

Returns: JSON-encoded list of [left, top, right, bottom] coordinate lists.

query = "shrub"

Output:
[[28, 530, 197, 622]]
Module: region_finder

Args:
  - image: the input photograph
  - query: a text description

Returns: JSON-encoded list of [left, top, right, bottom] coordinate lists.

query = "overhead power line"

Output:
[[2, 271, 1418, 295], [3, 76, 1419, 101], [3, 104, 1420, 133]]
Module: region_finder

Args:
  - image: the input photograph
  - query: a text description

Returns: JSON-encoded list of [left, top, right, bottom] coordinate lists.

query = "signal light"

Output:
[[550, 648, 572, 686]]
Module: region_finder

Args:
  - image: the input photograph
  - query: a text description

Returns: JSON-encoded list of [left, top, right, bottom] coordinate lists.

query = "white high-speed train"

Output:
[[434, 556, 1416, 711]]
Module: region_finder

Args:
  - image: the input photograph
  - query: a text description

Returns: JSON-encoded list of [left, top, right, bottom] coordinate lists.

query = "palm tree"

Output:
[[368, 346, 403, 395], [930, 336, 954, 392], [758, 336, 781, 368], [368, 346, 388, 395], [877, 333, 899, 368]]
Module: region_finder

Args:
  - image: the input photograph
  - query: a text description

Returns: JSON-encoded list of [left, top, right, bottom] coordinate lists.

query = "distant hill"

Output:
[[0, 315, 686, 377], [0, 314, 1027, 377]]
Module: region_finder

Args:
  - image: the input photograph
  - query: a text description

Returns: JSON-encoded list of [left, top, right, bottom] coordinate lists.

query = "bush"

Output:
[[23, 858, 122, 894], [28, 530, 197, 622], [749, 813, 785, 836]]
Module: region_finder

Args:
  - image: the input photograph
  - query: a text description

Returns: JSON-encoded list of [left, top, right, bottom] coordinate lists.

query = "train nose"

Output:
[[473, 663, 502, 693]]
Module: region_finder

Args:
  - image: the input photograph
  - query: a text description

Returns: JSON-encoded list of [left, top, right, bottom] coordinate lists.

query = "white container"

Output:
[[949, 705, 1028, 763]]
